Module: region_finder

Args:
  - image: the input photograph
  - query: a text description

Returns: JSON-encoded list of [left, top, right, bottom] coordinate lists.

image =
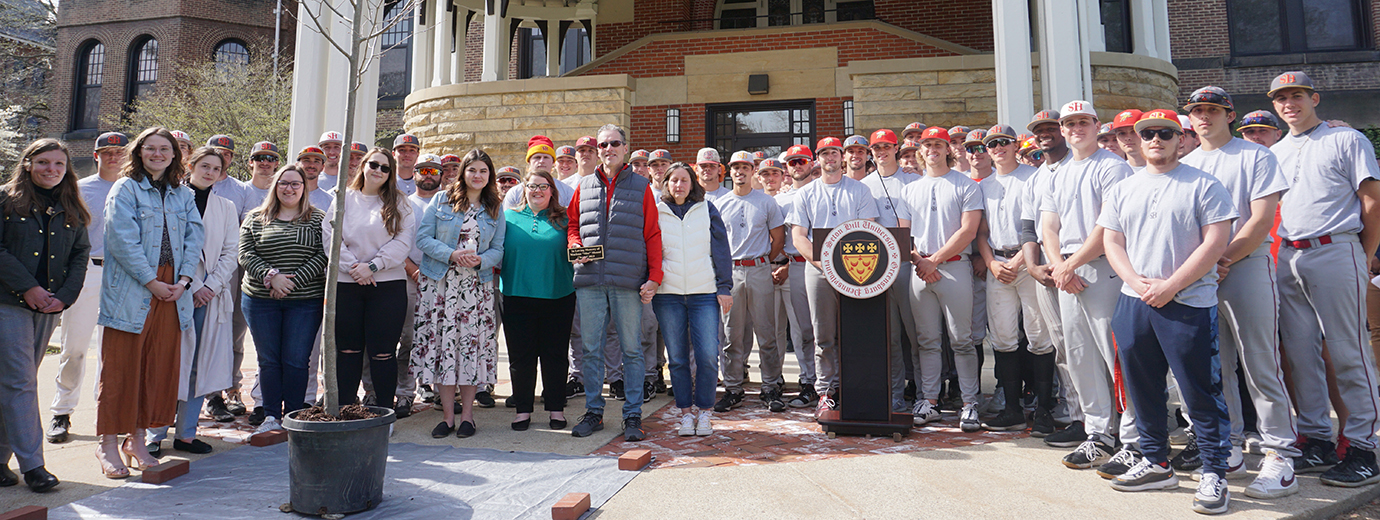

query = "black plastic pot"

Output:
[[282, 406, 396, 516]]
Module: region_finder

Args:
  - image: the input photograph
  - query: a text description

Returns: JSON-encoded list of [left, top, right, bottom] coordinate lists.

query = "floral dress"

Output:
[[410, 206, 497, 386]]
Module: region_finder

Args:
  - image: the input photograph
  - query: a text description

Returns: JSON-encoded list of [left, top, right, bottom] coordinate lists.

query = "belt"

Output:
[[993, 248, 1020, 259], [733, 256, 769, 267], [91, 258, 103, 266], [921, 253, 964, 263], [1285, 235, 1335, 250], [791, 255, 806, 263]]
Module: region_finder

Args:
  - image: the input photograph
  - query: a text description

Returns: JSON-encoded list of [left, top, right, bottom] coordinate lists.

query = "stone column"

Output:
[[433, 0, 452, 86], [992, 0, 1034, 123], [1037, 0, 1093, 107]]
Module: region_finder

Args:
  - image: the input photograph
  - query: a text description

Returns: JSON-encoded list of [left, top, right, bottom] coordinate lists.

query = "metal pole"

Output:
[[273, 0, 282, 79]]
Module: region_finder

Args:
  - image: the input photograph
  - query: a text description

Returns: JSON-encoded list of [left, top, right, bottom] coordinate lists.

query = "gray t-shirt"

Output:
[[704, 185, 730, 204], [1272, 123, 1380, 240], [984, 164, 1038, 250], [775, 185, 807, 256], [406, 192, 434, 265], [861, 169, 920, 228], [212, 176, 251, 221], [896, 170, 984, 255], [396, 175, 417, 196], [79, 174, 117, 258], [503, 175, 574, 210], [317, 172, 339, 193], [1039, 148, 1132, 254], [309, 187, 334, 212], [1181, 138, 1288, 253], [785, 176, 879, 243], [243, 181, 272, 211], [1097, 164, 1238, 308], [715, 189, 785, 260], [1022, 157, 1064, 238]]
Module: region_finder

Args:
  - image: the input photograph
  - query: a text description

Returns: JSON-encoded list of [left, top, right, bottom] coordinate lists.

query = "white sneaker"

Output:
[[695, 410, 712, 437], [1243, 432, 1265, 455], [912, 400, 940, 426], [1192, 445, 1247, 480], [677, 413, 695, 437], [960, 403, 980, 432], [1111, 458, 1179, 492], [1245, 450, 1300, 499], [255, 416, 283, 434], [1193, 472, 1230, 515]]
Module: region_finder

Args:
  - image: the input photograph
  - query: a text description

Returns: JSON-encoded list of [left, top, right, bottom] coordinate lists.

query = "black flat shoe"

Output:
[[430, 421, 455, 438], [550, 417, 568, 430], [24, 466, 58, 493], [0, 465, 17, 487], [511, 418, 531, 431], [173, 438, 213, 454], [146, 442, 162, 459], [456, 421, 476, 438]]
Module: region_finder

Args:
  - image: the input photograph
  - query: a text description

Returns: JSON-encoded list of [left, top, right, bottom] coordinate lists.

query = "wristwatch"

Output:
[[182, 280, 193, 291], [368, 261, 379, 273]]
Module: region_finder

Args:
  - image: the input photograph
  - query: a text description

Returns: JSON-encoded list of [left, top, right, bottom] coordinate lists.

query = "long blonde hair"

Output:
[[254, 165, 315, 225]]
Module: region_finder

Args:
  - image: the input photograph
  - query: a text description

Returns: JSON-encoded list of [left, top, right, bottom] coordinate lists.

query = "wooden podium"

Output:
[[813, 224, 914, 440]]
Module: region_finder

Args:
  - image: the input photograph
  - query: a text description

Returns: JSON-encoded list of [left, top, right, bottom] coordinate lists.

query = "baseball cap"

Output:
[[1027, 110, 1060, 132], [350, 142, 369, 155], [870, 129, 898, 146], [902, 122, 926, 140], [728, 151, 755, 166], [393, 134, 421, 149], [415, 154, 442, 170], [815, 137, 844, 154], [1134, 109, 1183, 133], [696, 148, 721, 165], [1098, 123, 1114, 137], [207, 135, 235, 152], [1058, 101, 1096, 122], [95, 132, 128, 151], [1016, 133, 1034, 142], [1019, 138, 1038, 153], [296, 146, 326, 160], [783, 144, 814, 162], [169, 130, 192, 145], [630, 149, 650, 164], [1236, 110, 1281, 131], [1267, 71, 1314, 97], [947, 126, 971, 139], [1111, 109, 1144, 130], [1185, 86, 1234, 112], [574, 136, 597, 150], [1178, 115, 1193, 133], [497, 166, 522, 181], [440, 154, 462, 165], [649, 149, 673, 163], [843, 135, 870, 150], [555, 145, 576, 159], [752, 151, 767, 162], [758, 158, 785, 172], [919, 126, 951, 143], [899, 139, 920, 153], [249, 141, 281, 159], [964, 128, 988, 145], [318, 131, 343, 145], [984, 124, 1016, 142]]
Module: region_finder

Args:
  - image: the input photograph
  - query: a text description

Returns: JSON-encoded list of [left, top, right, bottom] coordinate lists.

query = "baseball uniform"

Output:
[[862, 168, 922, 412], [716, 189, 787, 397]]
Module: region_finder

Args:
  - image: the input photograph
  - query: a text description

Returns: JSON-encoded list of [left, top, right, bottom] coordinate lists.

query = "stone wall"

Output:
[[403, 75, 633, 168]]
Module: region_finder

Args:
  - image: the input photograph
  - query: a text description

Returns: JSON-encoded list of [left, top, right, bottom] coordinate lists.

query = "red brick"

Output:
[[141, 459, 189, 484], [250, 429, 289, 447], [0, 506, 47, 520], [551, 492, 590, 520], [617, 449, 652, 471]]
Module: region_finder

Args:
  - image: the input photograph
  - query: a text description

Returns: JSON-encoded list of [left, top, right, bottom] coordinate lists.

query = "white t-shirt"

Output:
[[1272, 123, 1380, 240], [1181, 138, 1288, 252], [715, 189, 785, 260], [861, 168, 920, 228], [79, 175, 117, 258], [406, 192, 434, 265], [896, 170, 984, 255], [1022, 156, 1064, 238], [1097, 164, 1237, 308], [984, 164, 1038, 251], [1039, 148, 1132, 254], [785, 176, 879, 243]]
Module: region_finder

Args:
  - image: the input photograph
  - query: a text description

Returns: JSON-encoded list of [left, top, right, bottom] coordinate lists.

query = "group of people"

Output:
[[0, 69, 1377, 517]]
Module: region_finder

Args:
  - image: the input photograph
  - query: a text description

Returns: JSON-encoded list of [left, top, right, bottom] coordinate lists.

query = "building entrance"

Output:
[[707, 100, 815, 160]]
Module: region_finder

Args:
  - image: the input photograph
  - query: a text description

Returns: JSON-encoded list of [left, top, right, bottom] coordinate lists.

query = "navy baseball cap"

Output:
[[393, 134, 421, 149], [1237, 110, 1281, 131], [1185, 86, 1234, 111], [1267, 71, 1314, 97], [95, 132, 128, 150], [206, 135, 235, 152]]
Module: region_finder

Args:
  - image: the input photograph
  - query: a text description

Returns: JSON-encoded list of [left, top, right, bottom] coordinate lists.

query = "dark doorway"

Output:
[[706, 100, 815, 160]]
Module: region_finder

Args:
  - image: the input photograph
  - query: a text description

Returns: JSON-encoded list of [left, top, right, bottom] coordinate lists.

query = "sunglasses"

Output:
[[417, 167, 441, 176], [787, 158, 809, 166], [366, 160, 392, 174], [598, 140, 624, 149], [965, 144, 986, 154], [276, 180, 304, 189], [986, 138, 1014, 148], [1138, 128, 1182, 142], [251, 155, 279, 163], [498, 177, 520, 184]]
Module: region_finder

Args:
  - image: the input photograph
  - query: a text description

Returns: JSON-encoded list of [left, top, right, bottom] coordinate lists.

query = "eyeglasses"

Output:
[[986, 138, 1014, 148], [277, 180, 304, 189], [526, 183, 551, 192], [787, 158, 809, 166], [252, 156, 279, 163], [1138, 128, 1181, 142], [417, 167, 441, 177], [965, 144, 987, 154], [142, 146, 173, 155], [598, 140, 624, 149], [366, 161, 392, 174]]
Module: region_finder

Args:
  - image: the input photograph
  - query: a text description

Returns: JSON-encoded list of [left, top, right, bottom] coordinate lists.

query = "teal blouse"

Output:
[[500, 207, 574, 299]]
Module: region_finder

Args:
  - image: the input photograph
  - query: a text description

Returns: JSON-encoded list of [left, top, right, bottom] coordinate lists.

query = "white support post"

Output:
[[993, 0, 1034, 123], [481, 8, 508, 81], [411, 0, 431, 90], [451, 9, 466, 83], [355, 0, 382, 140], [1153, 0, 1172, 60], [289, 0, 329, 153], [1083, 0, 1105, 52], [323, 0, 352, 133], [1129, 0, 1158, 58], [546, 22, 560, 76], [433, 0, 452, 86], [1037, 0, 1093, 108]]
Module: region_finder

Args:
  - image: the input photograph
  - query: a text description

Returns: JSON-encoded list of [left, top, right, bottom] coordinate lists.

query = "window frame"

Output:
[[72, 40, 105, 131], [713, 0, 875, 29], [377, 0, 413, 102], [1226, 0, 1368, 56], [213, 39, 250, 73], [125, 36, 159, 108]]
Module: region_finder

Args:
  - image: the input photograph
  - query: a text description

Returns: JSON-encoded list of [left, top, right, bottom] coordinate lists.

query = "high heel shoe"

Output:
[[96, 435, 130, 479], [121, 431, 159, 470]]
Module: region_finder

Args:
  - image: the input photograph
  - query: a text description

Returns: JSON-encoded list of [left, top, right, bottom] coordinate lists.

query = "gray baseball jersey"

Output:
[[776, 186, 805, 255], [785, 176, 879, 242], [704, 185, 730, 204], [1022, 156, 1065, 239], [1039, 148, 1132, 254], [1181, 137, 1289, 250], [895, 169, 984, 255], [861, 169, 921, 228], [716, 189, 785, 259], [984, 164, 1038, 250], [1273, 123, 1380, 240]]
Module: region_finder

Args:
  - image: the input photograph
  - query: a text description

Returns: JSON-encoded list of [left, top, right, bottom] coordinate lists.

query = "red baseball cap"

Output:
[[1111, 109, 1143, 130], [783, 144, 814, 162], [919, 126, 951, 143], [574, 136, 597, 150], [870, 129, 898, 146], [815, 137, 843, 154]]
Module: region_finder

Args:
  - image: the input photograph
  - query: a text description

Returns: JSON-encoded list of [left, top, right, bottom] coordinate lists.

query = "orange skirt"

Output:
[[96, 264, 182, 434]]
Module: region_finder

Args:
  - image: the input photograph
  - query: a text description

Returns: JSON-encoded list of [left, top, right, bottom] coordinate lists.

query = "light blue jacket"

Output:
[[417, 193, 505, 283], [99, 176, 205, 333]]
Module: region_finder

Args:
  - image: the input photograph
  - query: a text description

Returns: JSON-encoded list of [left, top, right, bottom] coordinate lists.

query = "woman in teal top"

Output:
[[500, 169, 575, 431]]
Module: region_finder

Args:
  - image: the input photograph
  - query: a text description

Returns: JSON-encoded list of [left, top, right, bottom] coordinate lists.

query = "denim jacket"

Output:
[[417, 193, 505, 283], [98, 176, 205, 333]]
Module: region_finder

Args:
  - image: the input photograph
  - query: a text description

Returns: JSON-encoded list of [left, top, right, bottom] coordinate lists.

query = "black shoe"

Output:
[[571, 413, 604, 438], [1321, 446, 1380, 487], [23, 466, 58, 493], [550, 416, 568, 430], [1044, 420, 1086, 448], [566, 377, 585, 399], [714, 390, 745, 412], [1098, 444, 1143, 479], [1030, 407, 1056, 437], [431, 421, 455, 438], [0, 465, 16, 487], [505, 396, 517, 408], [46, 414, 71, 444], [206, 395, 235, 422], [983, 407, 1026, 431], [1295, 437, 1342, 474], [475, 391, 496, 408], [623, 416, 647, 442], [225, 392, 248, 416], [643, 380, 656, 400], [667, 384, 675, 397], [903, 380, 917, 403], [394, 396, 414, 419], [456, 420, 477, 438], [173, 438, 213, 454], [1172, 432, 1203, 471], [511, 417, 531, 431], [248, 406, 266, 426], [762, 389, 786, 412], [361, 393, 378, 406], [653, 373, 667, 394], [146, 441, 162, 459], [788, 386, 819, 408], [609, 380, 626, 400]]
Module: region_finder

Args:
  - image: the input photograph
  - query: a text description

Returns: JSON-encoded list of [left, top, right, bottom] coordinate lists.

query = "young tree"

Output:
[[0, 0, 56, 164]]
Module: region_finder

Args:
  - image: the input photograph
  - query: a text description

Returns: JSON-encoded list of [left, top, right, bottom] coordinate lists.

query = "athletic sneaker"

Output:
[[255, 416, 283, 434], [788, 386, 819, 408], [623, 416, 647, 442], [1245, 450, 1299, 499], [1191, 445, 1247, 481], [1098, 444, 1143, 480], [677, 413, 695, 437], [912, 400, 941, 426], [1193, 472, 1230, 515], [983, 406, 1027, 431], [1294, 437, 1341, 474], [565, 377, 585, 399], [1044, 421, 1087, 448], [815, 394, 837, 419], [1062, 439, 1113, 469], [1169, 427, 1192, 446], [959, 403, 980, 432], [570, 414, 604, 438], [695, 410, 713, 436], [1172, 432, 1202, 471], [1030, 407, 1056, 437], [608, 381, 625, 400], [713, 390, 745, 412], [1110, 458, 1178, 492], [206, 394, 235, 423], [1320, 446, 1380, 487], [762, 389, 787, 412], [643, 380, 656, 401]]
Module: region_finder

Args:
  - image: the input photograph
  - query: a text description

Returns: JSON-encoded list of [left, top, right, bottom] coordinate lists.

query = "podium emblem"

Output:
[[840, 240, 879, 284], [821, 219, 901, 299]]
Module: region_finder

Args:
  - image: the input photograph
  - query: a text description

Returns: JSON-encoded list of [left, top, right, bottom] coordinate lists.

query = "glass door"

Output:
[[707, 100, 814, 160]]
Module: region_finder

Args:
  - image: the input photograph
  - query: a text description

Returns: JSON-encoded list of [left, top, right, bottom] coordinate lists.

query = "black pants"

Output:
[[503, 294, 576, 414], [335, 280, 408, 409]]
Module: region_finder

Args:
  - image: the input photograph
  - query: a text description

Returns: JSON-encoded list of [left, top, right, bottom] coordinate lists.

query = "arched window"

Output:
[[72, 40, 104, 130], [126, 37, 158, 106], [714, 0, 873, 29], [214, 39, 250, 74]]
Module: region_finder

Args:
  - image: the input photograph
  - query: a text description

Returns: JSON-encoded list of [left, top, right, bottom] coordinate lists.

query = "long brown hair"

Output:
[[254, 165, 315, 226], [348, 148, 406, 236], [5, 139, 91, 226], [185, 147, 226, 188], [446, 148, 501, 219], [518, 169, 566, 228], [121, 127, 187, 188]]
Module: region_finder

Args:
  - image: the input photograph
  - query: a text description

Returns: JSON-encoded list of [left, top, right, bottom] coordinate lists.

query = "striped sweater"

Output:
[[239, 208, 329, 299]]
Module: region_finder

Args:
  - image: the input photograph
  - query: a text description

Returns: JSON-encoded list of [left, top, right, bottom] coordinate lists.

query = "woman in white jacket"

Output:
[[148, 147, 238, 455]]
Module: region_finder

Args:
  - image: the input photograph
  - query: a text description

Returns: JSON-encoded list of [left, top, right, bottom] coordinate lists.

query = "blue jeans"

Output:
[[152, 306, 209, 443], [242, 296, 323, 420], [653, 293, 720, 410], [577, 286, 645, 419]]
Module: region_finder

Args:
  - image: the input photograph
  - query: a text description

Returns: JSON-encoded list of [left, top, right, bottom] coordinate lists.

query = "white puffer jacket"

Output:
[[657, 200, 716, 295]]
